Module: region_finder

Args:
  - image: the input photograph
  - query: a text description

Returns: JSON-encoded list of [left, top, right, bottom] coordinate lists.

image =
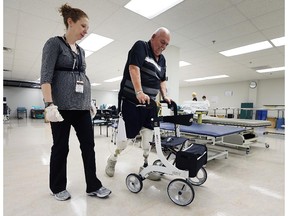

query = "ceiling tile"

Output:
[[3, 0, 284, 91]]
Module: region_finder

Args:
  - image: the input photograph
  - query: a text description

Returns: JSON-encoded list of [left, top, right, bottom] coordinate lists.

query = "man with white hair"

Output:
[[105, 27, 172, 180]]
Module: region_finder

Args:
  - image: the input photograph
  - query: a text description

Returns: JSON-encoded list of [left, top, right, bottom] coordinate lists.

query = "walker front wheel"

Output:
[[126, 173, 143, 193], [167, 179, 195, 206], [188, 167, 207, 186]]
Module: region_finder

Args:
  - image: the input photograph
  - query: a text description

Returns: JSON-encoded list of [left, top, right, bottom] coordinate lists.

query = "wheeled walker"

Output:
[[154, 136, 208, 187], [125, 101, 207, 206]]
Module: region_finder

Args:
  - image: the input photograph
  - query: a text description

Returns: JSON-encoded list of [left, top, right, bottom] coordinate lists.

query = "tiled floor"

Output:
[[3, 118, 285, 216]]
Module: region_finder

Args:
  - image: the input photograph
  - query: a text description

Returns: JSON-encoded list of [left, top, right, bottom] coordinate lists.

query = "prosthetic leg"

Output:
[[140, 128, 152, 167], [105, 127, 160, 180], [139, 128, 161, 181], [105, 139, 134, 177]]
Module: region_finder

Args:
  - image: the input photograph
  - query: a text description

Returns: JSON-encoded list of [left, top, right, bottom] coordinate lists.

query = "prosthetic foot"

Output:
[[105, 155, 117, 177]]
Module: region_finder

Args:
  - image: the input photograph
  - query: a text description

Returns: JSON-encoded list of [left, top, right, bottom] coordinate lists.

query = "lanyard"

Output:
[[63, 35, 83, 74]]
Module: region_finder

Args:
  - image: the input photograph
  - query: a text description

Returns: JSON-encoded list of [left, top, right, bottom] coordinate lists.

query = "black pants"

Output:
[[49, 110, 102, 194], [122, 99, 156, 139]]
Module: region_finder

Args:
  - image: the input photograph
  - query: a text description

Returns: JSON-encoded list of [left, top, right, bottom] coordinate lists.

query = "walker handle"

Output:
[[160, 100, 178, 116], [160, 100, 193, 126]]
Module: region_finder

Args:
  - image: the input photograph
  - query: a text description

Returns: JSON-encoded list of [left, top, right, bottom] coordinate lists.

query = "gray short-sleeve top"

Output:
[[40, 36, 91, 110]]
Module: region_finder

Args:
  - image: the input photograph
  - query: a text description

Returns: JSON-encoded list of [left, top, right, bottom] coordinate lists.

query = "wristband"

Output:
[[45, 102, 53, 108]]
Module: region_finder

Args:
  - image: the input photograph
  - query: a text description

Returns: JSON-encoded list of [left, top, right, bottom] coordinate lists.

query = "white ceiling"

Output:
[[3, 0, 285, 91]]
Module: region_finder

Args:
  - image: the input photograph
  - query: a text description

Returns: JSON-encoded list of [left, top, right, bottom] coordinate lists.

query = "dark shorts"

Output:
[[121, 99, 157, 139]]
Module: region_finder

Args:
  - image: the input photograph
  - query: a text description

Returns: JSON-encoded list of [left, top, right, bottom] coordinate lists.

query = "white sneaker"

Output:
[[87, 186, 112, 198], [139, 166, 161, 181], [105, 155, 117, 177], [52, 190, 71, 201]]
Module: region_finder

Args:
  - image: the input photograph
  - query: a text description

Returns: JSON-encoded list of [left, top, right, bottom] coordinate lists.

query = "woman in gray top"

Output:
[[40, 3, 111, 201]]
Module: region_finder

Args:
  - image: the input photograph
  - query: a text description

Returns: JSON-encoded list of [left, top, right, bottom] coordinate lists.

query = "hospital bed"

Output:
[[179, 101, 271, 152], [201, 115, 271, 127], [200, 116, 271, 151], [161, 121, 271, 154], [241, 107, 285, 135], [160, 121, 246, 156]]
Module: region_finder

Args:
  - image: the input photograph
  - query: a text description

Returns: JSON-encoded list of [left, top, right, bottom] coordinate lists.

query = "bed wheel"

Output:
[[246, 148, 250, 154], [167, 179, 195, 206], [265, 143, 270, 148], [188, 167, 207, 186], [126, 173, 143, 193]]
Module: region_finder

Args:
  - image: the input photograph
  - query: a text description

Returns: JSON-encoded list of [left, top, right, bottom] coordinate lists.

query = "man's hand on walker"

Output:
[[163, 96, 172, 104], [136, 91, 150, 104]]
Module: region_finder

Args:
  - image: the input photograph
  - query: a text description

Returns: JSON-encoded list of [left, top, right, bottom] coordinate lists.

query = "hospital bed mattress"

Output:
[[201, 116, 271, 127]]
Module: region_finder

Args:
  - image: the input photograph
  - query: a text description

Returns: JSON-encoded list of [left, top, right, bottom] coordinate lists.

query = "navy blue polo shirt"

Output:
[[119, 40, 167, 104]]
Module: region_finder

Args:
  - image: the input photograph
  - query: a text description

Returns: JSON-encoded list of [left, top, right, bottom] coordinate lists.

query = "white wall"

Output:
[[4, 78, 284, 118], [3, 86, 118, 118], [3, 87, 44, 118], [91, 90, 118, 108], [257, 79, 285, 106], [180, 82, 249, 109], [179, 78, 284, 117]]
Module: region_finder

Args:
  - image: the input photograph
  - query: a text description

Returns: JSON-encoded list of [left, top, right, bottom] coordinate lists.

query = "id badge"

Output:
[[75, 80, 84, 93]]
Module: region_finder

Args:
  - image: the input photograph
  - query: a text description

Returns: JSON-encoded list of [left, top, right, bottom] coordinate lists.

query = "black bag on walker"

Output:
[[175, 144, 207, 177]]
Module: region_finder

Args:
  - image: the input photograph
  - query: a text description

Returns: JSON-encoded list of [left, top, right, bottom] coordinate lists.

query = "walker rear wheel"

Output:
[[167, 179, 195, 206], [126, 173, 143, 193], [152, 159, 166, 175], [153, 159, 164, 166], [188, 167, 207, 186]]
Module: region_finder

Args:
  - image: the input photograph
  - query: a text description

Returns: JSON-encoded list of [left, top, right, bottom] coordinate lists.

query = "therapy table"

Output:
[[160, 121, 262, 154], [201, 116, 271, 127], [160, 122, 247, 159], [201, 116, 271, 151]]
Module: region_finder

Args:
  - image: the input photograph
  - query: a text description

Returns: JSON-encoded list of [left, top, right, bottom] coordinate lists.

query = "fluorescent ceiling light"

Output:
[[79, 33, 114, 58], [179, 61, 191, 67], [124, 0, 184, 19], [104, 76, 123, 82], [185, 75, 229, 82], [270, 37, 285, 47], [220, 41, 273, 57], [256, 66, 285, 73], [91, 83, 101, 86]]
